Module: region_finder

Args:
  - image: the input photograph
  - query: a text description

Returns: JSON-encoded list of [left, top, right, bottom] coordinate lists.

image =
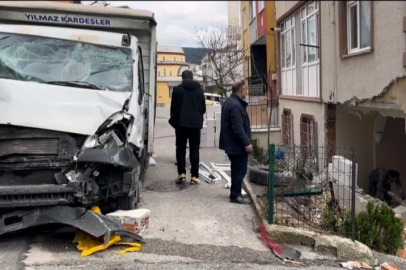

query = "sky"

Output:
[[85, 1, 228, 47]]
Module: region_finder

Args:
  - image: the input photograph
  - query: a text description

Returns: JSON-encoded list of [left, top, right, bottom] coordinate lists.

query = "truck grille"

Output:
[[0, 139, 59, 158]]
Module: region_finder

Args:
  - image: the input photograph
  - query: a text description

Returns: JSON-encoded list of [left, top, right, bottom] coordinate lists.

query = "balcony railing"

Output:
[[246, 103, 279, 129]]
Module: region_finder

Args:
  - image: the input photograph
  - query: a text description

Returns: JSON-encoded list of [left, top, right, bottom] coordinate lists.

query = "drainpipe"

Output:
[[330, 1, 337, 103]]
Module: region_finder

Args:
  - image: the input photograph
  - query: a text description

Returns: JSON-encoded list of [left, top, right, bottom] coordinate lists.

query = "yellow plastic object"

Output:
[[73, 206, 143, 257], [90, 206, 102, 215], [205, 99, 213, 106]]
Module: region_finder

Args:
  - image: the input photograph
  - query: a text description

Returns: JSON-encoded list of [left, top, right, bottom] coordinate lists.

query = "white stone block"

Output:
[[205, 140, 215, 147], [107, 209, 150, 236], [215, 112, 221, 126], [201, 126, 207, 134]]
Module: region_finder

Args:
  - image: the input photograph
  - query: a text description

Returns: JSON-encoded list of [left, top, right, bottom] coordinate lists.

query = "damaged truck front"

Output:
[[0, 2, 157, 215]]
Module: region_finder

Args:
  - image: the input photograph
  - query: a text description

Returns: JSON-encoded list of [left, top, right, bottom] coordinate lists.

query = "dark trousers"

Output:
[[176, 127, 201, 177], [227, 153, 248, 198], [369, 181, 392, 203]]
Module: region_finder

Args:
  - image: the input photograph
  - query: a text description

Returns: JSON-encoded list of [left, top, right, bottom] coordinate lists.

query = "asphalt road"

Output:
[[0, 107, 344, 270]]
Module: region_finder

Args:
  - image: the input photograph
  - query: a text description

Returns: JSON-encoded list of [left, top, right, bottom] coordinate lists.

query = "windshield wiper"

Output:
[[45, 81, 107, 90]]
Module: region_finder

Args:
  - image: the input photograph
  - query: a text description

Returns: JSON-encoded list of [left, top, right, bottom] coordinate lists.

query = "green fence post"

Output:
[[268, 144, 275, 224]]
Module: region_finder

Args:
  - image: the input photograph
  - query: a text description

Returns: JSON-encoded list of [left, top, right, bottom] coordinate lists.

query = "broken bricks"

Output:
[[107, 209, 150, 237]]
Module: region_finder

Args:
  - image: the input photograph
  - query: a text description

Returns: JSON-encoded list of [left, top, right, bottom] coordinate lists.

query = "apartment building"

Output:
[[277, 1, 406, 193], [240, 1, 280, 148]]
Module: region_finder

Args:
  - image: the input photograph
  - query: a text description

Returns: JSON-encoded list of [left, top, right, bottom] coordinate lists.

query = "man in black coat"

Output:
[[219, 79, 252, 204], [170, 70, 206, 185], [369, 168, 405, 204]]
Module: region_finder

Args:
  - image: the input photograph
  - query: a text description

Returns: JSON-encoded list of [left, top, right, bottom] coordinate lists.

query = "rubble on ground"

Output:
[[74, 206, 146, 257]]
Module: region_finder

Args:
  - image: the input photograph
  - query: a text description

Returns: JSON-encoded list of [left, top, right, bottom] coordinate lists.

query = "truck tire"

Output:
[[248, 166, 269, 186], [116, 193, 137, 210], [248, 166, 291, 187]]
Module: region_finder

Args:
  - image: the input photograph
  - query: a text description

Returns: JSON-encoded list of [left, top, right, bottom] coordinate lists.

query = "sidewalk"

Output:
[[140, 107, 275, 262]]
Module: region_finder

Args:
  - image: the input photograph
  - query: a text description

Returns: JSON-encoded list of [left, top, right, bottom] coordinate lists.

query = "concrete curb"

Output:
[[243, 178, 376, 265]]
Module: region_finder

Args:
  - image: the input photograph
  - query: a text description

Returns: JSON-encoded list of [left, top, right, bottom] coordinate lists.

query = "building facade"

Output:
[[276, 1, 406, 194], [239, 1, 280, 148], [156, 46, 188, 106], [276, 1, 324, 159]]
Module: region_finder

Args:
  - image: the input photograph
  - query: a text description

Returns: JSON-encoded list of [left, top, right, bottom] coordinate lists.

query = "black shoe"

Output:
[[230, 195, 251, 204], [176, 174, 186, 184]]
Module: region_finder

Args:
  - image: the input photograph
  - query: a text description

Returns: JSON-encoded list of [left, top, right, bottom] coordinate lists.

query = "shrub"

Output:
[[320, 194, 351, 236], [251, 139, 269, 165], [356, 202, 404, 255]]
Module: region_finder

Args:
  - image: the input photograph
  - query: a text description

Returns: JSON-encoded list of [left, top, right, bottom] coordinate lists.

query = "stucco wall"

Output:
[[278, 99, 325, 149], [335, 105, 378, 193], [251, 129, 281, 149], [275, 1, 299, 21], [157, 81, 170, 106], [249, 17, 258, 45], [157, 53, 185, 63], [321, 1, 406, 103]]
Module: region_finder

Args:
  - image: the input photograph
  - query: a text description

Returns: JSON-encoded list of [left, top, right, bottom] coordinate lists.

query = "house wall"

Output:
[[278, 99, 325, 150], [321, 1, 406, 103], [265, 1, 276, 97], [256, 2, 267, 38], [252, 129, 281, 149], [249, 17, 258, 45], [335, 105, 378, 193], [157, 81, 170, 106], [375, 117, 406, 191], [228, 1, 240, 27], [157, 64, 183, 78], [275, 1, 299, 21], [157, 53, 185, 63], [242, 1, 251, 79]]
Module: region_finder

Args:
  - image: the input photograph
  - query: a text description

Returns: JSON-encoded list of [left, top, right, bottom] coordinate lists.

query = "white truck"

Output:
[[0, 2, 157, 213]]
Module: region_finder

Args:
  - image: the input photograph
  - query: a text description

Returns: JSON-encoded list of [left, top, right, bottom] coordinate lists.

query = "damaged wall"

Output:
[[375, 117, 406, 194], [336, 105, 378, 193], [321, 1, 406, 103]]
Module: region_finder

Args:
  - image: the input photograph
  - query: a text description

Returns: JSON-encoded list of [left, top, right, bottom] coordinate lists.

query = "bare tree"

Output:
[[193, 24, 245, 98]]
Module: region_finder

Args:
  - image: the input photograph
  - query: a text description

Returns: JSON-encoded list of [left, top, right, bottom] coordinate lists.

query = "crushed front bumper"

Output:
[[0, 206, 143, 244]]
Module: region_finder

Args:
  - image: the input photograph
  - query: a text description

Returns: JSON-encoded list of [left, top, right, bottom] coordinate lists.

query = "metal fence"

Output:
[[246, 103, 279, 129], [265, 144, 357, 240]]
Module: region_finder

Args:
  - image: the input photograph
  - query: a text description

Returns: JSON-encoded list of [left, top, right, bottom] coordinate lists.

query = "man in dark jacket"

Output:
[[219, 79, 252, 204], [170, 70, 206, 185], [369, 168, 405, 204]]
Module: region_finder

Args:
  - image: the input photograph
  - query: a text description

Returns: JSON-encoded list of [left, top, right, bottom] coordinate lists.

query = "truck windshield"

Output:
[[0, 32, 133, 92]]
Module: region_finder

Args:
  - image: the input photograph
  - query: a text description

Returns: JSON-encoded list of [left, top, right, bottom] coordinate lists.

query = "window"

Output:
[[158, 71, 160, 77], [169, 71, 172, 77], [258, 1, 265, 12], [280, 15, 296, 96], [249, 1, 256, 22], [347, 1, 371, 53], [281, 109, 293, 145], [242, 8, 247, 31], [163, 69, 166, 77], [163, 56, 166, 62], [174, 57, 176, 62], [300, 1, 320, 97], [300, 115, 317, 150], [300, 115, 319, 171], [137, 47, 145, 105]]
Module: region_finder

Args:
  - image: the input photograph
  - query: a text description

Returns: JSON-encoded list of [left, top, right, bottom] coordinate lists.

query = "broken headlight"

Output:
[[82, 135, 100, 149]]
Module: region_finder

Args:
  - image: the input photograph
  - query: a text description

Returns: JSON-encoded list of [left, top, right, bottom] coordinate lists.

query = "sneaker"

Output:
[[176, 174, 186, 184], [190, 176, 199, 185]]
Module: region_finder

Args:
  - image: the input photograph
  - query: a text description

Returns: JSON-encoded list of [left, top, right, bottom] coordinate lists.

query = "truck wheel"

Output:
[[116, 193, 137, 210]]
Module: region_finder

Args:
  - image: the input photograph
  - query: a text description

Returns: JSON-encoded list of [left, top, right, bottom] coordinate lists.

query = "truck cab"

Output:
[[0, 2, 157, 212]]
